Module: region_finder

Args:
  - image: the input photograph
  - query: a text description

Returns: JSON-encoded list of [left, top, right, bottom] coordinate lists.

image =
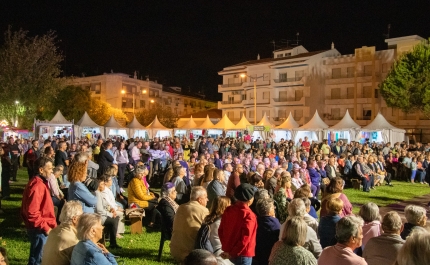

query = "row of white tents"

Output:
[[34, 109, 405, 144]]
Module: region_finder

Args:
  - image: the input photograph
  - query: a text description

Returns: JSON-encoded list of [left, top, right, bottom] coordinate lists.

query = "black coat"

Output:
[[97, 148, 114, 176], [156, 198, 176, 240]]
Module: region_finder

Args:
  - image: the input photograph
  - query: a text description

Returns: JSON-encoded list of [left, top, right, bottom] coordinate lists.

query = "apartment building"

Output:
[[218, 35, 429, 141], [66, 72, 217, 121]]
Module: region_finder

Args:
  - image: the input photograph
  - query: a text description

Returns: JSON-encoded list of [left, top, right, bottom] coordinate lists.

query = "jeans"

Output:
[[27, 229, 47, 265], [411, 170, 417, 181], [230, 256, 252, 265], [311, 184, 320, 197], [117, 163, 127, 188], [362, 176, 370, 191]]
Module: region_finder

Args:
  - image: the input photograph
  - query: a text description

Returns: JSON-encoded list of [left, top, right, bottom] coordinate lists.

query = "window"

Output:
[[347, 67, 355, 77], [140, 100, 145, 108], [241, 94, 247, 100], [277, 54, 284, 58], [331, 88, 341, 99], [363, 86, 372, 98], [295, 90, 303, 101], [295, 70, 304, 81], [332, 68, 341, 79], [295, 110, 303, 119], [227, 112, 235, 121], [263, 73, 270, 81], [263, 92, 270, 99], [363, 109, 372, 120], [249, 92, 254, 99], [331, 108, 340, 120], [347, 87, 355, 99], [285, 52, 291, 57], [122, 98, 133, 108], [279, 91, 288, 101], [249, 110, 255, 118], [279, 73, 287, 82], [364, 65, 373, 76]]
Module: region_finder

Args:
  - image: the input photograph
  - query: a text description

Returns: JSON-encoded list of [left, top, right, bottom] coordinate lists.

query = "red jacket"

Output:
[[21, 175, 57, 233], [219, 201, 257, 258]]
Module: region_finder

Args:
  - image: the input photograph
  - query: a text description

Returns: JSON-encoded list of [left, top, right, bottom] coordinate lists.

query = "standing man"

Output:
[[223, 163, 233, 186], [21, 157, 57, 265], [198, 137, 209, 155], [131, 141, 142, 165], [301, 136, 311, 154], [55, 142, 69, 178], [7, 138, 20, 182], [26, 140, 40, 179]]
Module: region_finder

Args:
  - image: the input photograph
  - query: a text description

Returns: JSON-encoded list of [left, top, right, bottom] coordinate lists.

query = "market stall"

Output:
[[74, 111, 104, 139], [103, 115, 128, 139], [146, 115, 173, 139], [358, 112, 405, 144], [273, 112, 299, 142], [127, 116, 148, 139], [34, 110, 74, 140], [293, 110, 329, 142], [328, 110, 360, 143]]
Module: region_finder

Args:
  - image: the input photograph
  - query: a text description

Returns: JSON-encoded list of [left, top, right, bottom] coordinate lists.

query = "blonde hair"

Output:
[[396, 230, 430, 265], [326, 197, 344, 214], [281, 216, 307, 246], [404, 205, 427, 225]]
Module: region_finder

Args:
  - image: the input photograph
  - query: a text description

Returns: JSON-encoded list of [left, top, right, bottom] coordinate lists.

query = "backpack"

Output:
[[194, 222, 213, 253]]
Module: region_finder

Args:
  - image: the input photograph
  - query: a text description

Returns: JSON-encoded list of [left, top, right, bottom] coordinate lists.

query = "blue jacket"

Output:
[[308, 167, 321, 187], [318, 214, 341, 248], [71, 240, 117, 265], [207, 180, 225, 209], [68, 182, 97, 213], [255, 216, 281, 265]]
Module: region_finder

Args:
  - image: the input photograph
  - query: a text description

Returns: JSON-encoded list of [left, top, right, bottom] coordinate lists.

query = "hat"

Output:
[[163, 182, 175, 191], [234, 183, 255, 202], [293, 164, 300, 170]]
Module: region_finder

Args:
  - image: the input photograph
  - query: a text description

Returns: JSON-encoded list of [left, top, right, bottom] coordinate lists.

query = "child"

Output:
[[411, 157, 417, 183]]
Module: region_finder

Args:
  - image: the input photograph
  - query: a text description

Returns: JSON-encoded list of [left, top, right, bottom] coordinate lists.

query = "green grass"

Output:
[[1, 170, 430, 264], [0, 169, 176, 265]]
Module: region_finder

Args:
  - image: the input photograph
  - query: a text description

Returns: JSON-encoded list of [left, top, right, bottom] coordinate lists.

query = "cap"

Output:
[[234, 183, 255, 202]]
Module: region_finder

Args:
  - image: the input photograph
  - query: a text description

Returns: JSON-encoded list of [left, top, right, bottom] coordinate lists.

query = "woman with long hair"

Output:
[[113, 142, 128, 189], [320, 177, 352, 218], [204, 196, 231, 256]]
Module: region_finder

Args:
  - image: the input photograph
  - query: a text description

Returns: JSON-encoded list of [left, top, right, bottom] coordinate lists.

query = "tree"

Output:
[[87, 98, 129, 126], [0, 27, 64, 128], [136, 104, 178, 128], [380, 39, 430, 117]]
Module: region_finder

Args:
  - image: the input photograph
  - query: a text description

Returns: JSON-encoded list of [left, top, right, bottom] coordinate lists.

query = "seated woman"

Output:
[[156, 182, 179, 240], [99, 174, 125, 238], [71, 213, 118, 265], [274, 174, 293, 223], [320, 177, 352, 218], [127, 166, 158, 226], [94, 176, 121, 248], [396, 229, 430, 265], [68, 153, 97, 213], [269, 217, 317, 265], [318, 197, 343, 248], [400, 205, 427, 240], [104, 165, 127, 209], [359, 202, 381, 251]]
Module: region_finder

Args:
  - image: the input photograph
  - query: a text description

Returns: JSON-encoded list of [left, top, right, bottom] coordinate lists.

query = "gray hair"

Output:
[[396, 229, 430, 265], [190, 186, 207, 201], [74, 152, 89, 163], [281, 216, 308, 246], [288, 198, 307, 217], [336, 216, 364, 244], [359, 202, 381, 222], [256, 198, 274, 216], [76, 213, 102, 241], [162, 186, 176, 198], [382, 211, 403, 233], [135, 166, 148, 177], [274, 168, 283, 177], [59, 200, 83, 225], [404, 205, 427, 225], [302, 197, 311, 209], [254, 189, 269, 201]]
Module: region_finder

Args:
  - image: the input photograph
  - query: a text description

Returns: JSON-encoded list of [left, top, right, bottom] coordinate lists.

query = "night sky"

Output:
[[1, 1, 429, 101]]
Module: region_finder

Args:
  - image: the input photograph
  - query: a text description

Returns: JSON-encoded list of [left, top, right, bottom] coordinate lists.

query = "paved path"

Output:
[[378, 193, 430, 229]]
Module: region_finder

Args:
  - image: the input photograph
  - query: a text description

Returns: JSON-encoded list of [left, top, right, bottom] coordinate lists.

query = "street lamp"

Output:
[[240, 74, 264, 125], [150, 99, 155, 103]]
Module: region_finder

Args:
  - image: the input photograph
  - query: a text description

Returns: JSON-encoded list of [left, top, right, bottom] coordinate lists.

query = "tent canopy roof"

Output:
[[362, 112, 405, 132], [127, 116, 146, 129], [103, 115, 124, 128], [234, 114, 252, 130], [257, 113, 275, 128], [213, 114, 236, 130], [50, 110, 72, 124], [329, 110, 361, 131], [194, 115, 215, 129], [275, 112, 300, 130], [179, 116, 200, 129], [146, 115, 170, 130], [297, 110, 329, 131], [76, 111, 100, 127]]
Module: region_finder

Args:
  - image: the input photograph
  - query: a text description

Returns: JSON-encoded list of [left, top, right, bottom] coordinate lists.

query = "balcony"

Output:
[[243, 98, 270, 105], [218, 100, 244, 109], [273, 77, 303, 83], [219, 83, 244, 92], [324, 98, 373, 105], [325, 72, 381, 85], [271, 97, 305, 106]]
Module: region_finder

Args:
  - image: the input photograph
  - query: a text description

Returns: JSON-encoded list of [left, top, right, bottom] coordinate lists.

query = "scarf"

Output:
[[164, 196, 179, 213]]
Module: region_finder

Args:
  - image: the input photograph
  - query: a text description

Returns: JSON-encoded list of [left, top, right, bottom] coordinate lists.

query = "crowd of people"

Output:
[[0, 134, 430, 265]]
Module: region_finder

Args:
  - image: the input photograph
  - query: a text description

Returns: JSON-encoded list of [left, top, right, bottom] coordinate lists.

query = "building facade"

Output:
[[66, 72, 217, 121], [218, 35, 429, 141]]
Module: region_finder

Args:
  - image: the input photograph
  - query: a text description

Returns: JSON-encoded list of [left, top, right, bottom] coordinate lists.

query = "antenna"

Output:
[[383, 24, 391, 39], [295, 32, 300, 46], [270, 40, 276, 51]]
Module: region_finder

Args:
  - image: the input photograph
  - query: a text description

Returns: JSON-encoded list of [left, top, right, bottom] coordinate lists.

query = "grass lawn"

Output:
[[1, 169, 429, 264]]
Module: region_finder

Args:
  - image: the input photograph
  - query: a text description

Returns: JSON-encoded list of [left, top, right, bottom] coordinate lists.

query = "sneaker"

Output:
[[116, 234, 123, 239], [120, 188, 125, 193], [420, 182, 424, 184]]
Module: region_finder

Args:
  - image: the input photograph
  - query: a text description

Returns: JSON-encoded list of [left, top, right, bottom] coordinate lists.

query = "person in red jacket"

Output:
[[219, 183, 257, 265], [21, 157, 57, 265]]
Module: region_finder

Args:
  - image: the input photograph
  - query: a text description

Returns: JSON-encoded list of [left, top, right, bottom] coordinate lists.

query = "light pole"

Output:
[[240, 74, 264, 125], [14, 101, 19, 127]]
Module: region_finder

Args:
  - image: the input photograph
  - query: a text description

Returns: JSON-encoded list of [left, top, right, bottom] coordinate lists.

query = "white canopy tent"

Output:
[[103, 115, 128, 139], [213, 114, 239, 138], [193, 115, 221, 138], [273, 112, 299, 142], [176, 116, 202, 138], [255, 113, 275, 140], [127, 116, 147, 139], [146, 115, 173, 139], [34, 110, 74, 140], [293, 110, 329, 142], [328, 110, 361, 143], [359, 112, 405, 143], [74, 111, 104, 139]]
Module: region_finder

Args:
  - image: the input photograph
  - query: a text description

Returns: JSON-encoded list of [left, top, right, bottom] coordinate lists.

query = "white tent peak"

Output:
[[50, 110, 71, 124], [195, 115, 215, 129], [213, 114, 236, 130], [234, 113, 252, 130], [362, 112, 405, 132], [329, 110, 361, 130], [276, 112, 300, 129], [76, 111, 99, 127], [146, 115, 169, 130], [127, 116, 146, 129], [298, 110, 329, 130], [257, 112, 274, 128], [179, 115, 200, 129], [103, 115, 124, 128]]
